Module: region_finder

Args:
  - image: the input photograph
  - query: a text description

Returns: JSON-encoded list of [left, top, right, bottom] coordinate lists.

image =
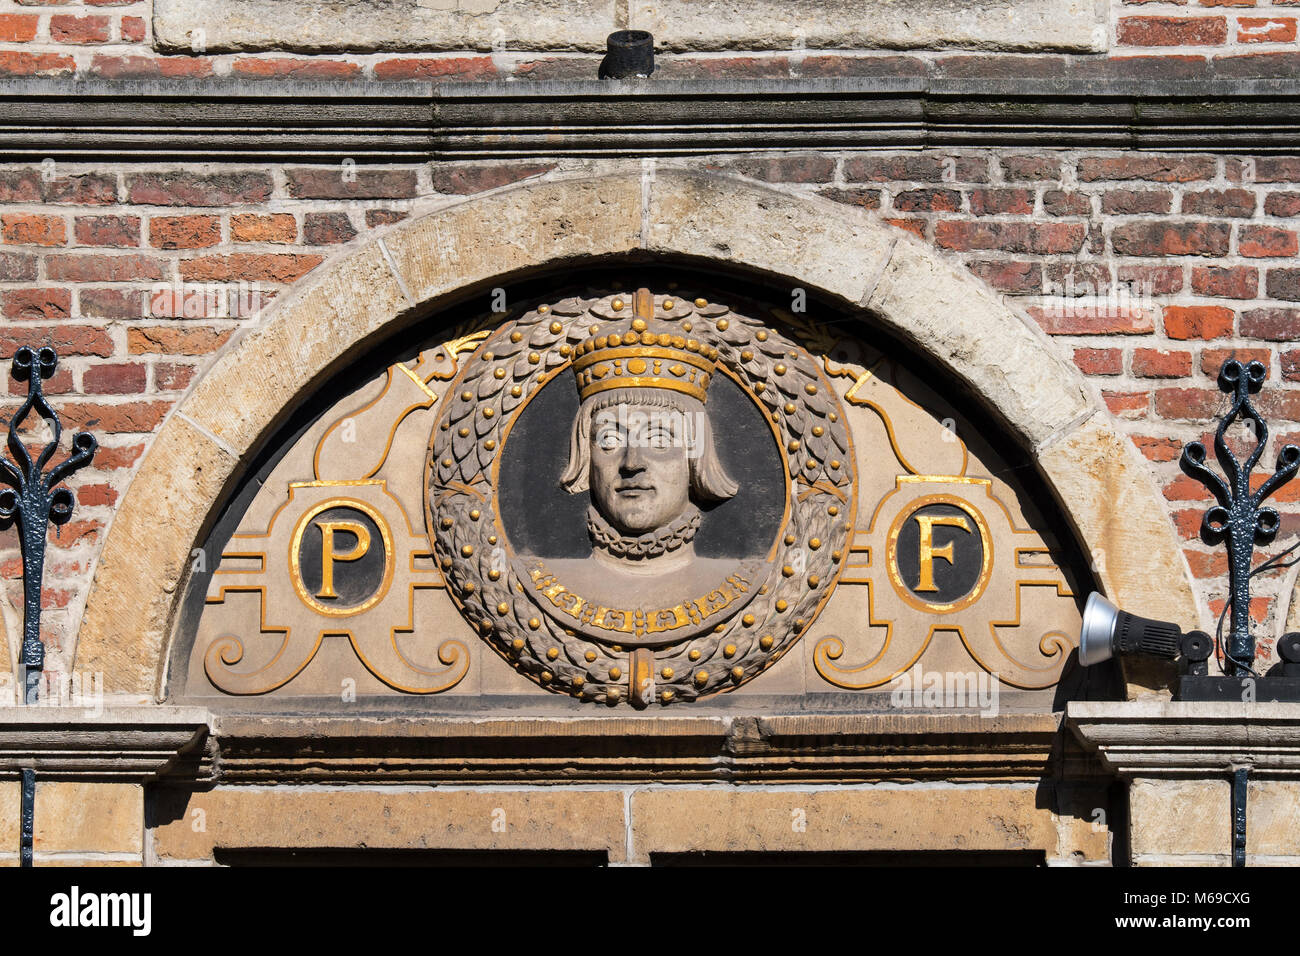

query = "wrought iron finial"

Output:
[[1180, 359, 1300, 676], [0, 346, 97, 704]]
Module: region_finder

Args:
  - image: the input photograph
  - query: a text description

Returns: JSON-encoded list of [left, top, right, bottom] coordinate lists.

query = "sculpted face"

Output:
[[589, 403, 692, 535]]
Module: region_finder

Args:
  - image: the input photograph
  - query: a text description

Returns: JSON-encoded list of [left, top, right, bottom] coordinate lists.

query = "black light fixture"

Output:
[[599, 30, 655, 79]]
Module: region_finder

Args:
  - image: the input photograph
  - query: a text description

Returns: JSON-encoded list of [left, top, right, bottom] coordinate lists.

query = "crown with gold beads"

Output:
[[570, 298, 720, 403]]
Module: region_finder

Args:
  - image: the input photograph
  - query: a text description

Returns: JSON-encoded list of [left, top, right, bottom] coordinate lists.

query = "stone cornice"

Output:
[[0, 707, 210, 781], [3, 74, 1300, 161], [1066, 701, 1300, 779]]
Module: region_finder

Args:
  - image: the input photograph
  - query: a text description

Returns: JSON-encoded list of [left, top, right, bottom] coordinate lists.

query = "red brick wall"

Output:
[[2, 152, 1299, 676]]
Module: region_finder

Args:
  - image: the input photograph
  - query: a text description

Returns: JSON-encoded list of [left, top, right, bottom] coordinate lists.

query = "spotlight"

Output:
[[1078, 592, 1183, 666]]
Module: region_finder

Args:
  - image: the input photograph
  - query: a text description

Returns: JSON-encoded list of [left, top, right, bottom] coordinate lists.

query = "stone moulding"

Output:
[[1067, 701, 1300, 778], [5, 76, 1300, 161], [72, 167, 1200, 701], [0, 707, 210, 780]]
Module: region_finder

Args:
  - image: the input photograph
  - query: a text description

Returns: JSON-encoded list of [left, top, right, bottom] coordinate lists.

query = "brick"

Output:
[[1266, 269, 1300, 301], [1264, 192, 1300, 218], [1202, 348, 1271, 377], [1283, 350, 1300, 382], [79, 287, 143, 319], [1044, 262, 1113, 292], [724, 156, 835, 184], [230, 213, 296, 243], [2, 214, 65, 246], [44, 518, 100, 548], [1078, 155, 1216, 182], [0, 52, 76, 77], [154, 362, 196, 391], [0, 170, 41, 202], [365, 209, 409, 227], [428, 163, 556, 195], [1116, 16, 1228, 45], [1258, 390, 1300, 421], [89, 443, 143, 470], [90, 55, 214, 79], [999, 155, 1062, 181], [816, 188, 882, 211], [1111, 221, 1230, 256], [232, 57, 362, 80], [893, 188, 962, 212], [0, 251, 37, 281], [285, 168, 418, 200], [0, 14, 39, 42], [1132, 435, 1185, 462], [934, 220, 1085, 254], [149, 214, 221, 249], [73, 215, 140, 247], [656, 55, 792, 80], [1241, 307, 1300, 340], [1238, 16, 1296, 42], [933, 54, 1069, 79], [1103, 390, 1149, 415], [83, 362, 146, 394], [1180, 188, 1256, 218], [179, 253, 322, 283], [49, 14, 111, 43], [1133, 348, 1194, 377], [967, 260, 1042, 294], [74, 483, 118, 507], [1102, 189, 1173, 215], [884, 218, 926, 239], [126, 326, 232, 356], [795, 55, 927, 79], [58, 400, 169, 434], [373, 55, 497, 81], [1028, 305, 1154, 335], [6, 365, 71, 396], [1156, 387, 1226, 421], [44, 174, 116, 205], [1073, 347, 1122, 375], [844, 155, 947, 182], [303, 212, 357, 245], [1244, 157, 1300, 183], [1119, 263, 1184, 295], [1184, 550, 1227, 579], [1239, 225, 1298, 258], [2, 288, 71, 321], [1191, 265, 1258, 298], [0, 325, 113, 358], [120, 15, 144, 42], [968, 188, 1033, 215], [46, 254, 164, 282], [1165, 474, 1213, 502], [1164, 305, 1234, 339], [511, 56, 606, 81], [127, 172, 271, 207], [1042, 191, 1091, 217]]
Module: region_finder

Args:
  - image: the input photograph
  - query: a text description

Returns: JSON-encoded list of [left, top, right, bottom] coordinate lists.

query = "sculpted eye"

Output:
[[596, 428, 623, 450]]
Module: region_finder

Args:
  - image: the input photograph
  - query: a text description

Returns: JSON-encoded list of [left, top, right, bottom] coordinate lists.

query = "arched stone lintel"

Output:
[[73, 166, 1200, 700]]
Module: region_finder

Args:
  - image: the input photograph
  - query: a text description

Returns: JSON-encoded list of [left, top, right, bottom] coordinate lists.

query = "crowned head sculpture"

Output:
[[560, 317, 738, 563]]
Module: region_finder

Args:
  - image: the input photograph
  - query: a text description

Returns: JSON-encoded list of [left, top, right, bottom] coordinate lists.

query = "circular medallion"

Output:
[[426, 288, 855, 706], [885, 494, 992, 614], [289, 498, 395, 617]]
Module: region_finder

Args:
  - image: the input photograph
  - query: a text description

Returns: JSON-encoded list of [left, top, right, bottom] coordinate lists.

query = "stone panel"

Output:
[[33, 782, 143, 855]]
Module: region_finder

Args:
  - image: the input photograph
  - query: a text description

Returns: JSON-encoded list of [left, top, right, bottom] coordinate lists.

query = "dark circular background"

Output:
[[295, 506, 388, 608], [498, 371, 786, 559], [895, 502, 984, 604]]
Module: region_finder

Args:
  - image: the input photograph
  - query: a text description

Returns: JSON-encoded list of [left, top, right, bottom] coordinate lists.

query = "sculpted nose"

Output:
[[621, 440, 646, 473]]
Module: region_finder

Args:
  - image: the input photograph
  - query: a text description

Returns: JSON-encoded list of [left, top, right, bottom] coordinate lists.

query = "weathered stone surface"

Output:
[[34, 782, 143, 855], [1247, 780, 1300, 858], [635, 0, 1107, 53], [75, 416, 237, 697], [152, 788, 628, 861], [627, 785, 1071, 862], [0, 781, 17, 850], [1129, 778, 1229, 860], [153, 0, 1104, 53], [647, 172, 893, 309], [381, 172, 641, 305], [1040, 417, 1201, 695]]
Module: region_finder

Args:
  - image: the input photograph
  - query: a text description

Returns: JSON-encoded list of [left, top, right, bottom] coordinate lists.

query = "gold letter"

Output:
[[315, 520, 370, 599], [913, 513, 970, 592]]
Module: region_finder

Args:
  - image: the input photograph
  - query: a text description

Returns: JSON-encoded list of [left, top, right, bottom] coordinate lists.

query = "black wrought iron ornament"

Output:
[[0, 347, 97, 705], [1180, 360, 1300, 676]]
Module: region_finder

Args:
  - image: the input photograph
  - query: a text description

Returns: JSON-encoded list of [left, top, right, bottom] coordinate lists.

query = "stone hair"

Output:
[[560, 387, 739, 501]]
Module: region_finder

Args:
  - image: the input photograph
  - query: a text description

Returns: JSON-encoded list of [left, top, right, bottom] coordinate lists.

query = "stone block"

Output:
[[33, 782, 143, 855], [1129, 778, 1229, 858]]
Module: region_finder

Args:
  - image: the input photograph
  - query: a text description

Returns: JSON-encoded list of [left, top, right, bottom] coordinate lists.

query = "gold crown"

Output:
[[571, 318, 720, 403]]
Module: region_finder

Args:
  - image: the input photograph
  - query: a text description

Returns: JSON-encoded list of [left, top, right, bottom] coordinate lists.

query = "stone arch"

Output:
[[74, 167, 1200, 700]]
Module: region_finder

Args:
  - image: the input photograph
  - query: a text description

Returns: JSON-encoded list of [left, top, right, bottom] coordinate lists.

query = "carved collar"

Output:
[[587, 504, 701, 559]]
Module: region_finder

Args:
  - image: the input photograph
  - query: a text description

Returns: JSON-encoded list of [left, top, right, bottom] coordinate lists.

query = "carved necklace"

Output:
[[587, 504, 701, 559]]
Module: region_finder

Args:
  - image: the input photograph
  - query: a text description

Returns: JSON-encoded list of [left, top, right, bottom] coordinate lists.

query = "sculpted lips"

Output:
[[615, 481, 654, 496]]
